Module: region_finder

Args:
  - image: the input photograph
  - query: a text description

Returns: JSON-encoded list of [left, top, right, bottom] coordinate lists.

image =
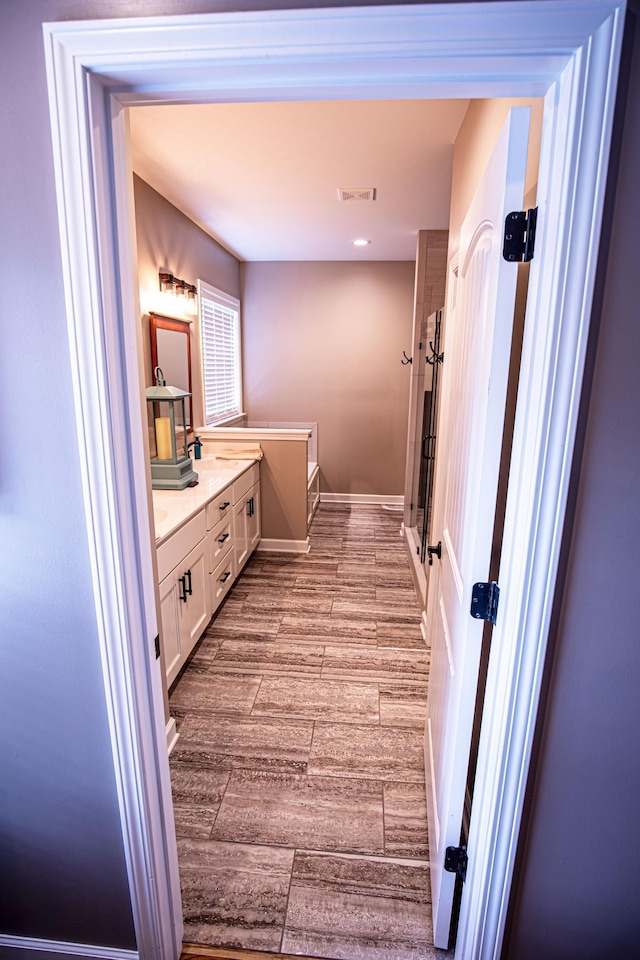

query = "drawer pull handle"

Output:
[[219, 501, 230, 511], [217, 533, 230, 544], [178, 575, 187, 603], [220, 571, 231, 583]]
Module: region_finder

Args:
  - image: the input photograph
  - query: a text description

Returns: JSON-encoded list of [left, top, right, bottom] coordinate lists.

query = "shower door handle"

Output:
[[422, 435, 436, 460]]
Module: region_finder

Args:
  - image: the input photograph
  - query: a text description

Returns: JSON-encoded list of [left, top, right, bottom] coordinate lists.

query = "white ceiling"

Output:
[[129, 99, 469, 262]]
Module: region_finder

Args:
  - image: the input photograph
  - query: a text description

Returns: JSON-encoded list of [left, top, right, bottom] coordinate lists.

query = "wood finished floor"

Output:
[[170, 503, 444, 960]]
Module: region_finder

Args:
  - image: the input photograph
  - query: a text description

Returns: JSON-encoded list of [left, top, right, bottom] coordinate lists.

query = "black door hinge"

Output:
[[503, 207, 538, 262], [470, 581, 500, 625], [444, 845, 468, 883], [154, 634, 160, 660]]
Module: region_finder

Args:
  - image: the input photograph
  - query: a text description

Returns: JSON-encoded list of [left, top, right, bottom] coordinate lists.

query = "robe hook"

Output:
[[402, 351, 413, 365], [426, 341, 444, 366]]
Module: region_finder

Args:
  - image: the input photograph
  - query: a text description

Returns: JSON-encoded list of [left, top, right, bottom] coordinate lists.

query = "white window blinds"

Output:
[[198, 283, 242, 425]]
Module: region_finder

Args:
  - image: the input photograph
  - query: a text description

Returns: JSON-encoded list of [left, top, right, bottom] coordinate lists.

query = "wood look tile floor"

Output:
[[170, 504, 446, 960]]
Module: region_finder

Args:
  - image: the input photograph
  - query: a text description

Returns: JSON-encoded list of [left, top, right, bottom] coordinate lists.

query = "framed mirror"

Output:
[[149, 312, 192, 428]]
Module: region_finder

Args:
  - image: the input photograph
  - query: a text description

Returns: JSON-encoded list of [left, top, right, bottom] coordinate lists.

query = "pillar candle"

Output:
[[155, 417, 173, 460]]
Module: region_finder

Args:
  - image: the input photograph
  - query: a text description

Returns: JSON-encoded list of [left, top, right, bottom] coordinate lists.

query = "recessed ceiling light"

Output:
[[352, 239, 371, 246]]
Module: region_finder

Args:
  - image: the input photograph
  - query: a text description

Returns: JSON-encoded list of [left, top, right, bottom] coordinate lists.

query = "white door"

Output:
[[425, 107, 530, 948]]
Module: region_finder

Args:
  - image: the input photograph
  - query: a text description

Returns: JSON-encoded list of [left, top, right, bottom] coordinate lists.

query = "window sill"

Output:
[[206, 412, 246, 428]]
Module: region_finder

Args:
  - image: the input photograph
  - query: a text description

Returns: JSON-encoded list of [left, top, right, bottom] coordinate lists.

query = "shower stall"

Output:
[[408, 309, 444, 567]]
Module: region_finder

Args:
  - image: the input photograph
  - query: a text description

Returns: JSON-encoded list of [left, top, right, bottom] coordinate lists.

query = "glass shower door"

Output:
[[416, 310, 443, 564]]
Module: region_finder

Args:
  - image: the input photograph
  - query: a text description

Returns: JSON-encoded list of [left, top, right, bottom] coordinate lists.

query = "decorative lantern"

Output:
[[146, 366, 198, 490]]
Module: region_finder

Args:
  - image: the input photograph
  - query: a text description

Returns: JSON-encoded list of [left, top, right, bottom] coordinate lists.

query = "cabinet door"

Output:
[[247, 481, 261, 555], [180, 537, 211, 661], [307, 466, 320, 529], [211, 550, 235, 613], [209, 512, 234, 570], [159, 572, 181, 687], [234, 496, 250, 572], [235, 481, 261, 572]]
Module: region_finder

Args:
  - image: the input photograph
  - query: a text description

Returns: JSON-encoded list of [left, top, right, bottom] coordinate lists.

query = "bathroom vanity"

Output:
[[153, 457, 260, 686]]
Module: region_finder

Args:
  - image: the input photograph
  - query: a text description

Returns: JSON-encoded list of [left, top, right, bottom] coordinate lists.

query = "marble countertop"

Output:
[[152, 457, 255, 545]]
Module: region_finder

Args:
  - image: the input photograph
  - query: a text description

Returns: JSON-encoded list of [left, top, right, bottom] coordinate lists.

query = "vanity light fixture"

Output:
[[159, 271, 174, 293], [186, 285, 198, 316], [158, 271, 198, 314], [352, 238, 371, 247]]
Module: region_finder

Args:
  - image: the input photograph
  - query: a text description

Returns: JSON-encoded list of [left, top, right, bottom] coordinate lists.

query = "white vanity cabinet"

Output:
[[157, 511, 210, 687], [154, 459, 261, 688]]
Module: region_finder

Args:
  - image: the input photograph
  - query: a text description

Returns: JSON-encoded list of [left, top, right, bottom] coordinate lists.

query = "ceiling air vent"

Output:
[[337, 187, 377, 202]]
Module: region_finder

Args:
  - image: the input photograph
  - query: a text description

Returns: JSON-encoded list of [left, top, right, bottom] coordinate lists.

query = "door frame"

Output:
[[42, 3, 626, 959]]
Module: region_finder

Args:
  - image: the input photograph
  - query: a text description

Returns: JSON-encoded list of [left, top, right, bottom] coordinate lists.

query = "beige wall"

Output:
[[255, 439, 308, 542], [200, 436, 309, 543], [133, 174, 241, 412], [447, 98, 543, 261], [241, 260, 416, 496]]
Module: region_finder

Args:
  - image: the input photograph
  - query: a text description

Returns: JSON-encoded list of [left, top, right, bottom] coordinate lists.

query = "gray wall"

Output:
[[134, 174, 241, 313], [242, 261, 415, 495], [133, 185, 415, 498], [134, 174, 241, 429], [0, 0, 143, 951], [1, 0, 638, 955], [503, 4, 640, 956]]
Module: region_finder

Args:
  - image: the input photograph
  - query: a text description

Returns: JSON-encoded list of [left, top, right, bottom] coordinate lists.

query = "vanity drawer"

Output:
[[210, 550, 235, 612], [206, 485, 234, 530], [209, 513, 234, 570], [232, 463, 260, 504], [156, 509, 207, 582]]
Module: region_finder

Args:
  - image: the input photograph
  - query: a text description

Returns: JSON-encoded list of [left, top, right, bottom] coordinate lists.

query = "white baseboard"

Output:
[[256, 537, 310, 554], [403, 524, 428, 613], [166, 716, 179, 755], [320, 493, 404, 506], [0, 934, 138, 960]]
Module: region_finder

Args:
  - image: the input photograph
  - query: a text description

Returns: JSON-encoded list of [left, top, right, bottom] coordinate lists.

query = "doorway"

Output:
[[43, 5, 624, 958], [129, 95, 450, 951], [129, 92, 537, 954]]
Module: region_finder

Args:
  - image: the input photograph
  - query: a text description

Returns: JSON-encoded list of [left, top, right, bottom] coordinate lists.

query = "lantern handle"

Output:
[[154, 366, 166, 386]]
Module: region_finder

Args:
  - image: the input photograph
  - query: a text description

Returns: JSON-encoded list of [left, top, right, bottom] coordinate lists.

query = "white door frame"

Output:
[[42, 3, 625, 959]]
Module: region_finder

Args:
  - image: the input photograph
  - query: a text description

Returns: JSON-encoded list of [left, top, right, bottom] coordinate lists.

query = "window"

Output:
[[198, 281, 242, 425]]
